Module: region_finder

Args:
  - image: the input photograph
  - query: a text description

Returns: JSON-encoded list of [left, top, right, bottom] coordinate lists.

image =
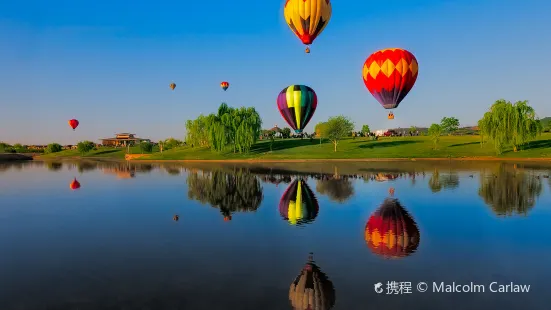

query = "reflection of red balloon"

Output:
[[69, 178, 80, 190], [224, 215, 232, 221], [68, 119, 79, 131], [364, 198, 420, 259]]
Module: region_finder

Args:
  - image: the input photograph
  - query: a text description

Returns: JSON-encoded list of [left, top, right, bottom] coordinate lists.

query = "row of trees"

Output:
[[185, 103, 262, 153], [426, 100, 542, 154]]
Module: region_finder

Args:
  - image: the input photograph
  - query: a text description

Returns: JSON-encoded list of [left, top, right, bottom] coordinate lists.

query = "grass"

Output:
[[39, 145, 160, 160], [37, 134, 551, 161]]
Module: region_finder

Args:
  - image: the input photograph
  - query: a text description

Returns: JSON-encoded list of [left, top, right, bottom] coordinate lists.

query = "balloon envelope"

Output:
[[69, 178, 81, 190], [68, 119, 79, 130], [277, 85, 317, 134], [284, 0, 332, 48], [289, 253, 335, 310], [364, 198, 420, 258], [362, 48, 418, 110], [220, 81, 229, 91], [169, 82, 176, 90], [279, 179, 319, 225]]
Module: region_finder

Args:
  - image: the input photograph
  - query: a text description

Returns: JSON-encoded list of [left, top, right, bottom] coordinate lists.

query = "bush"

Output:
[[163, 138, 183, 150], [44, 143, 62, 154], [140, 141, 153, 153], [77, 141, 95, 153]]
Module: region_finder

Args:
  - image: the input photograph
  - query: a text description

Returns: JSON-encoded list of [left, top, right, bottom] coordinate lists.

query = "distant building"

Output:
[[99, 133, 151, 147]]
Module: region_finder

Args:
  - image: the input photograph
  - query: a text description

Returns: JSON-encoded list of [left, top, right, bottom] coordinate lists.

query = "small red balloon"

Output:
[[70, 178, 81, 190], [68, 119, 79, 131]]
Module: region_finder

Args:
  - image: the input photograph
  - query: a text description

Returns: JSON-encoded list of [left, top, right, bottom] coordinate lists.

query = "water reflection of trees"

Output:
[[289, 253, 335, 310], [187, 169, 263, 219], [46, 161, 63, 171], [479, 165, 542, 216], [428, 170, 460, 193], [315, 177, 354, 203]]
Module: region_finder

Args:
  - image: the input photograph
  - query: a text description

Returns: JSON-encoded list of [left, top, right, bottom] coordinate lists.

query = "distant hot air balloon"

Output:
[[68, 119, 79, 131], [277, 85, 317, 134], [284, 0, 332, 53], [289, 253, 336, 310], [362, 48, 419, 119], [364, 198, 420, 259], [220, 81, 229, 91], [69, 178, 81, 190], [169, 82, 176, 91], [279, 179, 319, 226]]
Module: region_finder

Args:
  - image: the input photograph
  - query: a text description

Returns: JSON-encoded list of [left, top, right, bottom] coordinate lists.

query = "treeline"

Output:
[[185, 103, 262, 153]]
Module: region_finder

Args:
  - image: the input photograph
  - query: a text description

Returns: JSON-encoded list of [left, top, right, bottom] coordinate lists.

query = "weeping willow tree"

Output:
[[185, 103, 262, 153], [478, 164, 542, 216], [315, 178, 355, 203], [187, 169, 264, 217], [478, 100, 542, 154]]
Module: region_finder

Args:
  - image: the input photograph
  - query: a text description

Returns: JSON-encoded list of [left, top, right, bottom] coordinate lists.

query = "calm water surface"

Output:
[[1, 160, 551, 310]]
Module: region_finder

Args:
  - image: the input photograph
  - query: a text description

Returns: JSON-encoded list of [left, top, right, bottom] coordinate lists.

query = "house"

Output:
[[99, 133, 151, 147]]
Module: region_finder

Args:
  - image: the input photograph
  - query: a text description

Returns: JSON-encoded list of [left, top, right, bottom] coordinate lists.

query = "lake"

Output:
[[1, 160, 551, 310]]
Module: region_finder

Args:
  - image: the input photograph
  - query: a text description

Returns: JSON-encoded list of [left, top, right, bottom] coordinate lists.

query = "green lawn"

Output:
[[37, 134, 551, 160], [39, 145, 160, 159]]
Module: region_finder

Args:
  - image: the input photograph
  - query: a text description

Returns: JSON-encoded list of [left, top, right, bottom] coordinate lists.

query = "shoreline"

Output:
[[33, 156, 551, 163]]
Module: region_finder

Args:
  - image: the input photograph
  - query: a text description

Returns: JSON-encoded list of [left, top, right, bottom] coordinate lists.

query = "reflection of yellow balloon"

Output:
[[287, 181, 303, 225], [283, 0, 332, 53]]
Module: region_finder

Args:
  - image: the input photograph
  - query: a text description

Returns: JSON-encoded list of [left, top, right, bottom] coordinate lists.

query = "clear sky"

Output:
[[1, 0, 550, 145]]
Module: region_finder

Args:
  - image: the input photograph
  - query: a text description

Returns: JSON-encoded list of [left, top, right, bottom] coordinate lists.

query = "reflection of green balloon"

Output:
[[479, 165, 542, 216], [279, 179, 319, 226]]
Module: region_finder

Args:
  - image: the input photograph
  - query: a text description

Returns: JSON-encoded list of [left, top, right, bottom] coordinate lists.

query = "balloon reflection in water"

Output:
[[279, 179, 319, 226], [364, 198, 420, 259], [289, 253, 335, 310], [69, 178, 81, 190]]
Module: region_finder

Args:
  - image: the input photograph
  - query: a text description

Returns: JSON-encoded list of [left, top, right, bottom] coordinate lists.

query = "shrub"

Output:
[[140, 141, 153, 153], [44, 143, 62, 154], [77, 141, 95, 153]]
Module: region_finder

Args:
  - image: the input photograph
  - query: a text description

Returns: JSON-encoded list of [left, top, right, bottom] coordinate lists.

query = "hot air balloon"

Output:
[[362, 48, 419, 119], [277, 85, 317, 134], [279, 179, 319, 226], [169, 82, 176, 91], [364, 198, 420, 259], [68, 119, 79, 131], [220, 81, 229, 91], [69, 178, 81, 190], [284, 0, 332, 53], [289, 253, 335, 310]]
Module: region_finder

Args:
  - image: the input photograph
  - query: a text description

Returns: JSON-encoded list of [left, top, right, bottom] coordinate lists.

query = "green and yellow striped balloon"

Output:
[[277, 85, 318, 134]]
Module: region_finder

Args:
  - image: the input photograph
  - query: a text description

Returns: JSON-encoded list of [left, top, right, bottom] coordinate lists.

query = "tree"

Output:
[[319, 116, 354, 152], [440, 117, 460, 135], [44, 143, 62, 154], [186, 103, 262, 153], [281, 127, 291, 139], [163, 138, 183, 150], [361, 125, 370, 136], [77, 141, 95, 154], [478, 99, 542, 154], [409, 126, 417, 135], [314, 122, 327, 145], [428, 123, 442, 149], [140, 141, 153, 153]]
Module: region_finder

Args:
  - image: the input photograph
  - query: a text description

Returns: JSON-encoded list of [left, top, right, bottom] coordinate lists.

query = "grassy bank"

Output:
[[37, 134, 551, 161]]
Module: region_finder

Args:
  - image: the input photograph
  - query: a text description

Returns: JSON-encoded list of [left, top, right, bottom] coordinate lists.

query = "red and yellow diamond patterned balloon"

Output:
[[362, 48, 419, 110]]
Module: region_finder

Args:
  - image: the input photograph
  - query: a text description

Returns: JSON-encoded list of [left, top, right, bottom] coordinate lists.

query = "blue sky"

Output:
[[1, 0, 550, 144]]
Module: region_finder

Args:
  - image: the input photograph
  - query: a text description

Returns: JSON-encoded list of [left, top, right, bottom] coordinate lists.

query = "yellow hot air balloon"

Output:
[[283, 0, 332, 53]]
